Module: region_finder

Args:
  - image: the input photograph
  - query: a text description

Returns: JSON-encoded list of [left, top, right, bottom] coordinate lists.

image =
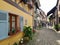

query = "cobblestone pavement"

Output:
[[26, 28, 60, 45]]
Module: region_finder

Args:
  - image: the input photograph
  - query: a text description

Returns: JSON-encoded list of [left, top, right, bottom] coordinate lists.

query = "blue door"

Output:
[[20, 16, 24, 31], [0, 10, 8, 40]]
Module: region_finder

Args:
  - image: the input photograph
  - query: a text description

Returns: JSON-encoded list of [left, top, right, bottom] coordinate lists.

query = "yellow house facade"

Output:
[[0, 0, 34, 45]]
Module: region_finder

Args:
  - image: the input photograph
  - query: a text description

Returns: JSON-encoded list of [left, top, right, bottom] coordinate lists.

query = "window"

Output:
[[12, 16, 15, 29], [25, 19, 27, 25], [20, 0, 28, 4], [8, 14, 18, 35]]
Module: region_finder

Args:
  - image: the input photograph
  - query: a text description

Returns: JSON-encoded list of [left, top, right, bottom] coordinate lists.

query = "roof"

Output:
[[47, 0, 59, 16], [49, 14, 55, 20], [47, 6, 57, 16], [35, 2, 40, 10]]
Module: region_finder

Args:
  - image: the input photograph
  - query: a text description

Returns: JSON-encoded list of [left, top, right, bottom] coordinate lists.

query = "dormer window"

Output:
[[20, 0, 28, 4]]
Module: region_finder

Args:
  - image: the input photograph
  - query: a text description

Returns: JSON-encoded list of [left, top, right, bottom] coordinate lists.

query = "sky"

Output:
[[39, 0, 57, 14]]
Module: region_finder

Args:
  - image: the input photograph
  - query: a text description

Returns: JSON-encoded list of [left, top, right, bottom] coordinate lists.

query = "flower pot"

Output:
[[23, 37, 30, 41]]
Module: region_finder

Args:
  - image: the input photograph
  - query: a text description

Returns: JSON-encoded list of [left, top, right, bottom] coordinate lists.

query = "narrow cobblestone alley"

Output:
[[26, 28, 60, 45]]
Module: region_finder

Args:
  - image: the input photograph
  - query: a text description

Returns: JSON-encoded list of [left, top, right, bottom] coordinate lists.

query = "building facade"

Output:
[[33, 0, 40, 29], [47, 0, 59, 28], [0, 0, 35, 45], [58, 0, 60, 23], [34, 5, 46, 29]]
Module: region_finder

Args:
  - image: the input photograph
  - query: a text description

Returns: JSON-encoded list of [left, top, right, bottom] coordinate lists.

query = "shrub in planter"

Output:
[[33, 30, 36, 34], [23, 26, 32, 40], [58, 24, 60, 30], [54, 24, 59, 31], [13, 42, 17, 45]]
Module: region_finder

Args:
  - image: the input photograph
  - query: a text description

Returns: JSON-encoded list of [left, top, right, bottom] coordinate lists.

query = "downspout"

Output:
[[55, 0, 59, 25]]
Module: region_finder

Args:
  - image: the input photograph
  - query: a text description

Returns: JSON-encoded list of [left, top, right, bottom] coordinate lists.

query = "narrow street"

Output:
[[0, 0, 60, 45], [26, 28, 60, 45]]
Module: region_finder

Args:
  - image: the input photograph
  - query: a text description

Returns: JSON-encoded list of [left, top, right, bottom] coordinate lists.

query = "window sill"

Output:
[[0, 32, 24, 42], [8, 31, 21, 36]]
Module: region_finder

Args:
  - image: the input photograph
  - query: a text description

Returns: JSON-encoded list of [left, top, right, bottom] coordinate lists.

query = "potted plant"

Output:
[[33, 29, 36, 34], [12, 27, 16, 34], [23, 26, 32, 40], [54, 24, 59, 31], [8, 28, 16, 35], [13, 42, 17, 45]]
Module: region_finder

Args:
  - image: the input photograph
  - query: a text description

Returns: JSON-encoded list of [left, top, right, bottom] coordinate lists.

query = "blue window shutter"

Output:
[[0, 10, 9, 40], [20, 16, 24, 31]]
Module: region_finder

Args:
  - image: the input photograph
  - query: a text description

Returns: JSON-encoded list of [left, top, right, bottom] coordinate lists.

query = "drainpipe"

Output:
[[55, 0, 59, 25]]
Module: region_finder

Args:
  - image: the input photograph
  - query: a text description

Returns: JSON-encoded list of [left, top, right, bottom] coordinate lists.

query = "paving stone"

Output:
[[25, 28, 60, 45]]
